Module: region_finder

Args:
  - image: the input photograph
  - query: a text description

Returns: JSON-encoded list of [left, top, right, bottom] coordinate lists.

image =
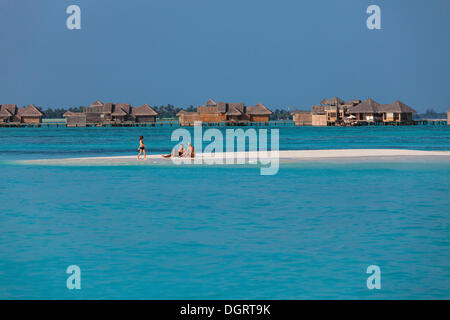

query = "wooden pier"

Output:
[[0, 120, 296, 128], [0, 119, 447, 128], [328, 119, 448, 127]]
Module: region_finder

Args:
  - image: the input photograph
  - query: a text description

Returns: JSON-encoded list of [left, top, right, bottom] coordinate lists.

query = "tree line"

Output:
[[36, 105, 295, 120], [34, 105, 447, 120], [412, 109, 447, 120]]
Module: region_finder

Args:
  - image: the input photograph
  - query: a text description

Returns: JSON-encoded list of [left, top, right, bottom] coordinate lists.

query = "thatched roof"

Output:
[[114, 103, 131, 114], [176, 110, 197, 116], [216, 102, 227, 113], [205, 99, 217, 106], [319, 98, 328, 105], [103, 103, 114, 113], [246, 103, 272, 115], [131, 104, 158, 116], [225, 105, 242, 116], [0, 109, 12, 117], [18, 104, 43, 116], [0, 104, 17, 115], [90, 100, 103, 107], [385, 100, 416, 113], [63, 111, 85, 117], [347, 98, 380, 113], [111, 109, 127, 116], [320, 97, 345, 106], [215, 102, 246, 114], [346, 99, 361, 105], [229, 102, 245, 113], [348, 98, 416, 114]]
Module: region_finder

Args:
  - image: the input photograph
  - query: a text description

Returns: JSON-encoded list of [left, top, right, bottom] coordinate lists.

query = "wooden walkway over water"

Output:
[[0, 120, 295, 128], [0, 119, 448, 128]]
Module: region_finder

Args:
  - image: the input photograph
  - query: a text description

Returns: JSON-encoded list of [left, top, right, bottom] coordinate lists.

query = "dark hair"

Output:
[[139, 136, 144, 140]]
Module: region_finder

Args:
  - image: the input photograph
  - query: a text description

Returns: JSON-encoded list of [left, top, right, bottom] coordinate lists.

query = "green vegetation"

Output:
[[413, 109, 447, 120], [39, 104, 198, 120], [269, 109, 294, 120], [37, 105, 448, 121], [39, 106, 84, 118]]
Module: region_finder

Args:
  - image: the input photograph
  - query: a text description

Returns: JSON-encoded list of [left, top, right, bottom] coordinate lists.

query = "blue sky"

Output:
[[1, 0, 449, 111]]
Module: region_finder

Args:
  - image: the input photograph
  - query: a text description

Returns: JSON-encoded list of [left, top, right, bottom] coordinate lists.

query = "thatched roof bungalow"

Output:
[[177, 99, 272, 125], [309, 97, 417, 126], [0, 104, 17, 122], [82, 100, 133, 123], [176, 110, 201, 126], [63, 101, 159, 125], [63, 111, 87, 127], [245, 103, 272, 122], [131, 104, 158, 123], [347, 98, 381, 117], [291, 110, 312, 126], [111, 103, 131, 122], [17, 104, 43, 123], [1, 104, 43, 123], [347, 98, 416, 122], [320, 97, 345, 106]]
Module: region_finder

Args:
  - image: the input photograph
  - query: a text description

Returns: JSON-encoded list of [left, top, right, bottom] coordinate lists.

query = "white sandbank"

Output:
[[15, 149, 450, 166]]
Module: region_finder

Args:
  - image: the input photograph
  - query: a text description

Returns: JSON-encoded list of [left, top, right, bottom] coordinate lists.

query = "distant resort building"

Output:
[[176, 99, 272, 126], [0, 104, 43, 123], [2, 97, 445, 128], [291, 110, 312, 126], [63, 100, 158, 127], [291, 97, 417, 126]]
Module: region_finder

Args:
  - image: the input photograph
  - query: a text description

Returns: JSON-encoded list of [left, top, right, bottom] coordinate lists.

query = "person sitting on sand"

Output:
[[161, 144, 184, 158], [137, 136, 147, 160], [184, 142, 195, 158]]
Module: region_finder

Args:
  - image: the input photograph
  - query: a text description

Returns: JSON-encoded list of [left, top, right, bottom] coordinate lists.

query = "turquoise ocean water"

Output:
[[0, 125, 449, 299]]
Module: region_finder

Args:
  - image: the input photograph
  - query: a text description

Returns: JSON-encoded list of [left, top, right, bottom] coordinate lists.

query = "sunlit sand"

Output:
[[13, 149, 450, 166]]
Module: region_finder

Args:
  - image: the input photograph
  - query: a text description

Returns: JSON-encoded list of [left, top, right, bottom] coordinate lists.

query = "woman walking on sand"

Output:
[[137, 136, 147, 160]]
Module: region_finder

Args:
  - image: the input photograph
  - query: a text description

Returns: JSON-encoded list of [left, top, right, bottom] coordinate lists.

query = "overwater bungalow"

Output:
[[176, 99, 272, 126], [347, 98, 416, 124], [64, 100, 158, 126], [131, 104, 158, 123], [309, 97, 358, 126], [63, 111, 86, 127], [0, 104, 17, 123], [291, 110, 312, 126], [18, 104, 44, 123], [0, 104, 43, 123], [297, 97, 416, 126]]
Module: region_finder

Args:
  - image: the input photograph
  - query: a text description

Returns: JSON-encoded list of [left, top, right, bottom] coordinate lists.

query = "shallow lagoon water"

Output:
[[1, 125, 450, 161], [0, 126, 449, 299]]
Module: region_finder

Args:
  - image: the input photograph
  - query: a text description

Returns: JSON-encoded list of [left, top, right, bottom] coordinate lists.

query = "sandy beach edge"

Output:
[[10, 149, 450, 165]]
